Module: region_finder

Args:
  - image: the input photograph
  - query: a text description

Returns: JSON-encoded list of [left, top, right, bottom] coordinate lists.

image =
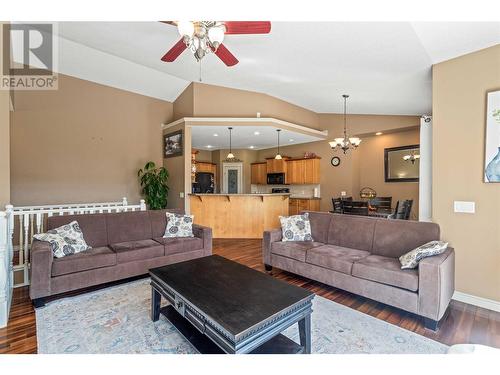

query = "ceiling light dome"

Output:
[[177, 21, 194, 37], [208, 25, 225, 46]]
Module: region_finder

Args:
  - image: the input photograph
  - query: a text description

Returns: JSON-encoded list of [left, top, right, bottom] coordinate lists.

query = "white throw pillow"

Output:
[[33, 220, 91, 258], [279, 213, 313, 242], [399, 240, 449, 269], [163, 212, 194, 238]]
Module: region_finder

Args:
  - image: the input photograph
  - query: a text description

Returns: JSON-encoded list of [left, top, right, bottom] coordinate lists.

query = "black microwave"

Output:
[[267, 173, 286, 185]]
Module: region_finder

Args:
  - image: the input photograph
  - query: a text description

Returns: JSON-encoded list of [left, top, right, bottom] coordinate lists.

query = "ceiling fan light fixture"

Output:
[[177, 21, 194, 37], [208, 25, 225, 45]]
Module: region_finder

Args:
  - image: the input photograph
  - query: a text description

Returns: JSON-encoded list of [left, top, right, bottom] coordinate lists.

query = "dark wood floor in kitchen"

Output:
[[1, 239, 499, 354]]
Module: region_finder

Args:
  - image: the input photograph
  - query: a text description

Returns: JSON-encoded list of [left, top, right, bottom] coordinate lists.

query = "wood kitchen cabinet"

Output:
[[251, 162, 267, 185], [266, 158, 288, 174], [287, 157, 321, 184], [289, 198, 321, 215]]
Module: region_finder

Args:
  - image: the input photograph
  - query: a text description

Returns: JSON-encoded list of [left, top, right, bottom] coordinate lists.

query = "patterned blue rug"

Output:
[[36, 279, 448, 354]]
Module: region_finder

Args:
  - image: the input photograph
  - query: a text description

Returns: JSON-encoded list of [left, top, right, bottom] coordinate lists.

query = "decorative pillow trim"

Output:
[[279, 213, 313, 242], [163, 212, 194, 238], [399, 240, 449, 269], [33, 220, 91, 258]]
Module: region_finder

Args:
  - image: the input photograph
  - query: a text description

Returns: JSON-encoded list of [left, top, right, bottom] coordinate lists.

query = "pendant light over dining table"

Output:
[[275, 129, 282, 160], [329, 94, 361, 154]]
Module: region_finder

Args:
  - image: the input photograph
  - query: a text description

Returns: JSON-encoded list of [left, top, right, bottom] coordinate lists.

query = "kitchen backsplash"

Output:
[[251, 184, 321, 198]]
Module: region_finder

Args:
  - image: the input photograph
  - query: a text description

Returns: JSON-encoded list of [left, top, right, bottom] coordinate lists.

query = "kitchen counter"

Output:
[[189, 193, 290, 197], [289, 196, 321, 200], [189, 193, 289, 238]]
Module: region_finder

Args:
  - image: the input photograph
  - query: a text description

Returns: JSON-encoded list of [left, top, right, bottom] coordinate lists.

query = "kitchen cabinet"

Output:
[[289, 198, 321, 215], [251, 162, 267, 185], [195, 161, 217, 186], [287, 157, 321, 184], [266, 158, 288, 174]]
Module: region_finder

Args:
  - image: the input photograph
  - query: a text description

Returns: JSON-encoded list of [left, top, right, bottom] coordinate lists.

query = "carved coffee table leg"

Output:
[[298, 314, 311, 354], [151, 287, 161, 322]]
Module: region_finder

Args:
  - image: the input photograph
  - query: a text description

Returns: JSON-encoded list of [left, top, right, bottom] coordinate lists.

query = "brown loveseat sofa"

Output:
[[263, 211, 455, 330], [30, 209, 212, 306]]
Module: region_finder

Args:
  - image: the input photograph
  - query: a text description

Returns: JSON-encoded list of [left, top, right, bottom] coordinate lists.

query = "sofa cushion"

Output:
[[371, 220, 440, 258], [149, 209, 183, 238], [306, 245, 370, 275], [109, 239, 164, 263], [306, 211, 333, 244], [271, 241, 323, 262], [51, 246, 116, 277], [48, 213, 108, 248], [106, 211, 153, 244], [327, 215, 376, 252], [35, 220, 91, 258], [352, 255, 419, 292], [155, 237, 204, 255]]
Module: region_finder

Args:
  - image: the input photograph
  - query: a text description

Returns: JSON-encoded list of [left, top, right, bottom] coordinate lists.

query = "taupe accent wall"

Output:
[[10, 74, 173, 205], [0, 23, 10, 207], [432, 45, 500, 301], [173, 82, 320, 128], [163, 123, 187, 210]]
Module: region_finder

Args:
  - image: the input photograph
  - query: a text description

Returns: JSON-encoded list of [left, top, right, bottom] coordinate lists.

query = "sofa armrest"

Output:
[[262, 228, 282, 265], [192, 224, 212, 256], [418, 247, 455, 321], [29, 240, 54, 300]]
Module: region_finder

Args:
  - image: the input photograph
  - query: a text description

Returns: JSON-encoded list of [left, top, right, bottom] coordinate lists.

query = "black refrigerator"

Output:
[[192, 172, 215, 193]]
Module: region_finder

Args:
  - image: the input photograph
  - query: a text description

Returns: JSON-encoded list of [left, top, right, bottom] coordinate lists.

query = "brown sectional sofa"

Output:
[[30, 209, 212, 306], [263, 211, 455, 330]]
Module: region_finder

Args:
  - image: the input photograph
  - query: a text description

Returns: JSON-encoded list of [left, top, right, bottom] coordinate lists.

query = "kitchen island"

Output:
[[189, 193, 289, 239]]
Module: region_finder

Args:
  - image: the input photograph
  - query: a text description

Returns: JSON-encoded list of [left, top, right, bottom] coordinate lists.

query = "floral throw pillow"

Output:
[[33, 221, 91, 258], [399, 240, 449, 269], [163, 212, 194, 238], [279, 213, 313, 242]]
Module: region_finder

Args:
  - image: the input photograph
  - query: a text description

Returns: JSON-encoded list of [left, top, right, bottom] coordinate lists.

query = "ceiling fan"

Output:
[[160, 21, 271, 67]]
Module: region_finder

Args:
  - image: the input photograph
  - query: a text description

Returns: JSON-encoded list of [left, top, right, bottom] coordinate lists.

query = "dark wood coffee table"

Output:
[[149, 255, 314, 354]]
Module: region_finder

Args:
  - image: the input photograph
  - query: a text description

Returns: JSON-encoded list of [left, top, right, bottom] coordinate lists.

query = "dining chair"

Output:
[[388, 199, 413, 220], [369, 196, 392, 210], [332, 198, 343, 214], [342, 200, 369, 216]]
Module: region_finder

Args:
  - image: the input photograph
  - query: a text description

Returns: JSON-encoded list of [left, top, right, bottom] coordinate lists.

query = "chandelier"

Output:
[[329, 94, 361, 154], [177, 21, 225, 62], [403, 151, 420, 164]]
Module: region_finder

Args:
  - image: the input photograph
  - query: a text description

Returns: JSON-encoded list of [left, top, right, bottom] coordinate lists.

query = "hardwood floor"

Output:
[[1, 238, 499, 353]]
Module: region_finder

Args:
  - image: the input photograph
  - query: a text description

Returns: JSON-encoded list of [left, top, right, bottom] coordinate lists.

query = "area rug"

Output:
[[36, 279, 448, 354]]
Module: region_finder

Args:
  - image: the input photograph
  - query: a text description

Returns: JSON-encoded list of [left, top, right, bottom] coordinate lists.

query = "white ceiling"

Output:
[[191, 125, 323, 150], [55, 22, 500, 115]]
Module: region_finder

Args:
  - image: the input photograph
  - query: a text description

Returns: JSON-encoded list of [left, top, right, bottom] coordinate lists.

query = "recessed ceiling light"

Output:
[[375, 132, 383, 136], [254, 131, 260, 135], [289, 139, 295, 142], [213, 133, 219, 137], [249, 145, 255, 149], [206, 145, 213, 148]]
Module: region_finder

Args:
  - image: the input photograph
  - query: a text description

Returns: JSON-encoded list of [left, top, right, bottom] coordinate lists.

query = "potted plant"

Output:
[[138, 161, 169, 209]]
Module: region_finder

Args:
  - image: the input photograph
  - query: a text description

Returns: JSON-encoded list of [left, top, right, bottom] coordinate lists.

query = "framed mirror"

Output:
[[384, 144, 420, 182]]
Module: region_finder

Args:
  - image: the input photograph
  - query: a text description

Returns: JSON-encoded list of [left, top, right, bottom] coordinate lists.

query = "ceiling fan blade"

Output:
[[214, 44, 239, 66], [161, 39, 187, 62], [159, 21, 177, 26], [223, 21, 271, 34]]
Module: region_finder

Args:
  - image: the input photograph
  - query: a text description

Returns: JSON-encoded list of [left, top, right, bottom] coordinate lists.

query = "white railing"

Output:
[[0, 206, 14, 328], [8, 197, 146, 288]]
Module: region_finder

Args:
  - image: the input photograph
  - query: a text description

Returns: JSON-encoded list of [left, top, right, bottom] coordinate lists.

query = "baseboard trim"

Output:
[[452, 291, 500, 313]]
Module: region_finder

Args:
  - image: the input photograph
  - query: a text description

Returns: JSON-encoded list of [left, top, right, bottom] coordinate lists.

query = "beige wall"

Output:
[[163, 123, 187, 210], [0, 24, 10, 207], [187, 82, 319, 129], [173, 83, 194, 121], [355, 129, 420, 219], [0, 90, 9, 207], [10, 73, 173, 205], [432, 45, 500, 301]]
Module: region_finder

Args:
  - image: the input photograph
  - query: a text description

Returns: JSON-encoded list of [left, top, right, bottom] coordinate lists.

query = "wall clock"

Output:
[[331, 156, 341, 167]]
